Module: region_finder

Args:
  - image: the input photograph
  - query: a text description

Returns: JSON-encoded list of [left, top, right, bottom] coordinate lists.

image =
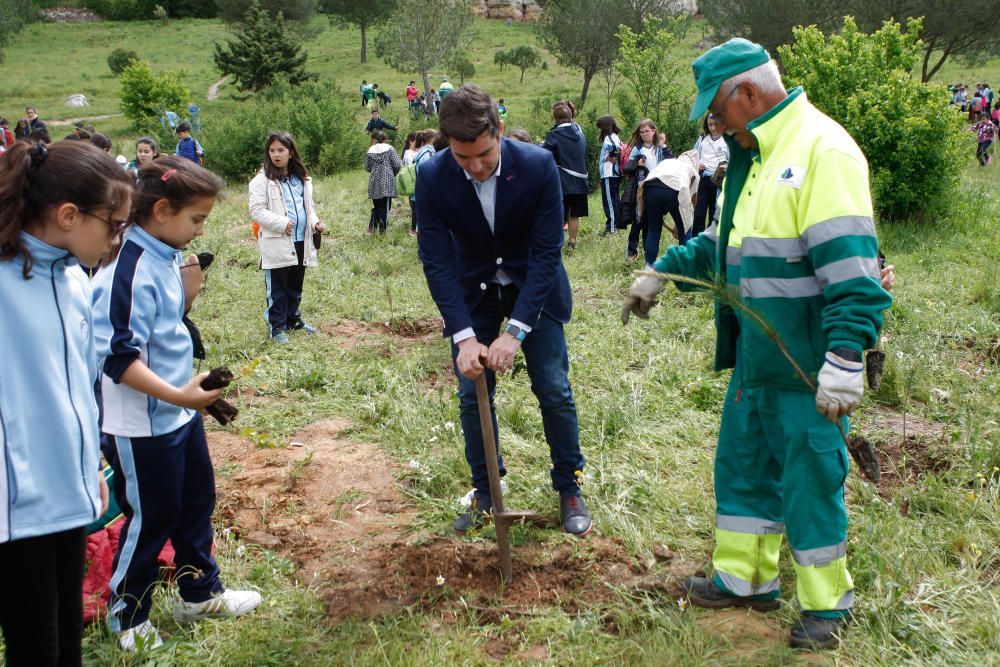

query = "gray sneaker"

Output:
[[272, 331, 290, 345]]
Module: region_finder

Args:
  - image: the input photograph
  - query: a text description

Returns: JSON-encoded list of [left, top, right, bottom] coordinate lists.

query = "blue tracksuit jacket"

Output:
[[92, 225, 195, 437], [0, 233, 102, 542]]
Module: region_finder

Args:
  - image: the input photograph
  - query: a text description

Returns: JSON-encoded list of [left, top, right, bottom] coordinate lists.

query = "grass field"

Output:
[[2, 13, 1000, 667]]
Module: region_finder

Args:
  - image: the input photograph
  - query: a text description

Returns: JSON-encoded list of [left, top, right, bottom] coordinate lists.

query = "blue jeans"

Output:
[[451, 284, 584, 497]]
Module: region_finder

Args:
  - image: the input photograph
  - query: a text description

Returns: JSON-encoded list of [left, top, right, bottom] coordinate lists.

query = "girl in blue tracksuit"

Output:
[[596, 115, 623, 235], [93, 157, 262, 652], [0, 140, 132, 666]]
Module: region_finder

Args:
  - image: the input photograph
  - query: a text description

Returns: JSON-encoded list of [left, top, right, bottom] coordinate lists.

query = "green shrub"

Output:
[[202, 77, 367, 183], [118, 60, 190, 132], [779, 17, 965, 221], [107, 48, 140, 76]]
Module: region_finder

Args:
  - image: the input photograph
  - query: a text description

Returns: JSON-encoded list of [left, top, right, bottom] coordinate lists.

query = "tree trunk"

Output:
[[520, 68, 526, 84], [360, 24, 368, 65], [579, 69, 594, 109], [922, 44, 951, 83], [422, 70, 433, 116]]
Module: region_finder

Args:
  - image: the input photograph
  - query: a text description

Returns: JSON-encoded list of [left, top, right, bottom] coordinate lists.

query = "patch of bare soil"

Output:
[[865, 406, 953, 499], [322, 317, 442, 352], [211, 420, 687, 623], [696, 609, 783, 659]]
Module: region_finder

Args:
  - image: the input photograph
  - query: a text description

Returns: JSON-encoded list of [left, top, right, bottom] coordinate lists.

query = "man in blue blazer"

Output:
[[416, 85, 592, 537]]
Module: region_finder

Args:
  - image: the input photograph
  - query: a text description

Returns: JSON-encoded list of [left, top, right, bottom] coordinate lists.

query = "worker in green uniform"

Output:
[[622, 39, 893, 649]]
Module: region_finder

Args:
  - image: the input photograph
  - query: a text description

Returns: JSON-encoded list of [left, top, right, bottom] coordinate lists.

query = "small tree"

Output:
[[614, 16, 687, 125], [214, 1, 316, 92], [319, 0, 397, 64], [119, 61, 190, 132], [108, 48, 141, 76], [538, 0, 639, 107], [494, 50, 509, 71], [449, 53, 476, 84], [375, 0, 473, 108], [779, 17, 965, 220], [493, 44, 543, 83]]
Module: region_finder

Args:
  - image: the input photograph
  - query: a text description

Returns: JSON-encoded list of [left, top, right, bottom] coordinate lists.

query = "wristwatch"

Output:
[[505, 323, 527, 342]]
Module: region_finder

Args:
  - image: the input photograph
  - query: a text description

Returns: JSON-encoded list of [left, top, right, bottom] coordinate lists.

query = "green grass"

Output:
[[2, 15, 1000, 667]]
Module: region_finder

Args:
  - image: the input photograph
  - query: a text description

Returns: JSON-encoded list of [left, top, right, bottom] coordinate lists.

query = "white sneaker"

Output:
[[173, 589, 263, 622], [117, 620, 163, 652]]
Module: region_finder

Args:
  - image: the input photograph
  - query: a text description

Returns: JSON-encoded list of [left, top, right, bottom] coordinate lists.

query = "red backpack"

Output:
[[618, 143, 633, 175]]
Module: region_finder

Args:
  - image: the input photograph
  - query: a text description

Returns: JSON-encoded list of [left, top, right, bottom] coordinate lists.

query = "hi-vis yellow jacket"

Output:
[[654, 88, 893, 390]]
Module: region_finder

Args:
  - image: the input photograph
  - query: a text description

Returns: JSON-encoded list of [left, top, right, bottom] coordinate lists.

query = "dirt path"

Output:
[[207, 76, 228, 101], [46, 112, 124, 127]]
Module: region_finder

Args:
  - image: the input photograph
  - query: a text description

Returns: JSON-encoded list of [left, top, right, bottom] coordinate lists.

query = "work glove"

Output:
[[621, 271, 666, 324], [815, 350, 865, 421]]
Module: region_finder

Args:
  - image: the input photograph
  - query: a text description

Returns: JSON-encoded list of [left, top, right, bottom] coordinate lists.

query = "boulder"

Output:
[[65, 94, 89, 108], [471, 0, 543, 22]]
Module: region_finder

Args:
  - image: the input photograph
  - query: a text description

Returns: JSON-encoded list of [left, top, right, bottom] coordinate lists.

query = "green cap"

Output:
[[689, 38, 770, 121]]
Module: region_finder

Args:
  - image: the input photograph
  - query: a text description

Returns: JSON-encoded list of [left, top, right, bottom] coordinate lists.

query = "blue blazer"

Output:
[[416, 138, 572, 337]]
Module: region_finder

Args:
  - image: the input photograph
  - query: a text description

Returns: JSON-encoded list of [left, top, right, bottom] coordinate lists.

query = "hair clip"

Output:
[[29, 142, 48, 167], [161, 168, 178, 182]]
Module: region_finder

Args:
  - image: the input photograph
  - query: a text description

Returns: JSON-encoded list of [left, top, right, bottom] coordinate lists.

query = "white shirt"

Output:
[[696, 134, 728, 174], [452, 152, 532, 343]]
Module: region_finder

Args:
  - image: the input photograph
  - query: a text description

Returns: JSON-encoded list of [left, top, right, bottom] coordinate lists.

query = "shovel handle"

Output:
[[474, 374, 506, 515]]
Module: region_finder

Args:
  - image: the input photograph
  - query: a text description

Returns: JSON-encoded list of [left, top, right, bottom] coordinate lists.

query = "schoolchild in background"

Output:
[[691, 113, 728, 237], [0, 140, 128, 666], [94, 157, 262, 652], [249, 131, 324, 345], [175, 122, 204, 165], [543, 100, 589, 248], [597, 115, 623, 235], [409, 129, 438, 236], [623, 119, 673, 262], [126, 137, 161, 182], [365, 129, 402, 234]]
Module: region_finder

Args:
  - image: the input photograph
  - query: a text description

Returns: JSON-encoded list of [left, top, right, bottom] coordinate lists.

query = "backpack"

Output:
[[396, 163, 417, 197], [619, 143, 633, 175]]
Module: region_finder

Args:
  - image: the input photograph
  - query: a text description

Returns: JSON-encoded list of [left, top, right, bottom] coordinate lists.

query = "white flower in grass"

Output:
[[408, 459, 421, 469], [445, 421, 455, 430], [429, 436, 439, 443], [677, 597, 689, 611], [436, 575, 446, 586]]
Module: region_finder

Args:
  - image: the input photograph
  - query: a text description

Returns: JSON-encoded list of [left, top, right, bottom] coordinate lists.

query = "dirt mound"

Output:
[[211, 420, 684, 623], [323, 317, 442, 351]]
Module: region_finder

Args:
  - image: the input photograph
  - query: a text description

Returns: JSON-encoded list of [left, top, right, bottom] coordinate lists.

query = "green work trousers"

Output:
[[711, 366, 854, 617]]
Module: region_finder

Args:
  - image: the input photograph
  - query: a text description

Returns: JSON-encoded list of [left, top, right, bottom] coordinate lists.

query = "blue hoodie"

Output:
[[0, 233, 102, 543], [542, 122, 589, 196], [92, 225, 194, 438]]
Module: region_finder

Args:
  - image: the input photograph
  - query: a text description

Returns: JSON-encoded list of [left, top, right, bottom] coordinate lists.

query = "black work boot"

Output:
[[682, 576, 781, 611], [453, 495, 491, 535], [560, 493, 593, 537], [789, 612, 848, 649]]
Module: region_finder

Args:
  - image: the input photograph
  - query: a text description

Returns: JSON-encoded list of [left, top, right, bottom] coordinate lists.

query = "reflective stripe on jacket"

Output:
[[655, 88, 892, 390]]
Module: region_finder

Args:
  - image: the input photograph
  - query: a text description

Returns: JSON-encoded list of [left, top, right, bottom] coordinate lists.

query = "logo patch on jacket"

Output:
[[80, 318, 89, 340], [776, 165, 806, 188]]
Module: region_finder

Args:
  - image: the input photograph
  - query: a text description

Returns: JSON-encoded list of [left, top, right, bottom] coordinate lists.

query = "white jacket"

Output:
[[249, 170, 320, 270], [637, 150, 701, 235]]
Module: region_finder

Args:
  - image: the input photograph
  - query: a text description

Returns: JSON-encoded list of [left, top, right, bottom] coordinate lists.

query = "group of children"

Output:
[[362, 76, 456, 116], [0, 139, 261, 660]]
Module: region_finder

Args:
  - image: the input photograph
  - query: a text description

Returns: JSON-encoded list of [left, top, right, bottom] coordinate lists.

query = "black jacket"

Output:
[[542, 123, 589, 195], [365, 118, 397, 134]]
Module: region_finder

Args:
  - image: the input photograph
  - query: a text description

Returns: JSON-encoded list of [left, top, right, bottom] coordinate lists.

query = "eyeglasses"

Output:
[[710, 84, 741, 119], [78, 208, 131, 239]]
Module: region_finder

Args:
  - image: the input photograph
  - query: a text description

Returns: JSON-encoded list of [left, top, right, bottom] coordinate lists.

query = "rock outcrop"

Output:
[[471, 0, 542, 22]]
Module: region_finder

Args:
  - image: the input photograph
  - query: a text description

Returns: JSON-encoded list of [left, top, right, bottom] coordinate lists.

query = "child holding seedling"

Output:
[[93, 157, 262, 652], [0, 140, 129, 664]]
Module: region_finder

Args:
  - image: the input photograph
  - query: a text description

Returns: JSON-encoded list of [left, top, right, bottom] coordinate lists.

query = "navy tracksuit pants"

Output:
[[265, 240, 306, 336], [103, 413, 222, 632]]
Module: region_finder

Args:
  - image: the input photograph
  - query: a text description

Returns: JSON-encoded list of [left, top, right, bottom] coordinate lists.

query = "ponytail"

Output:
[[131, 156, 224, 228], [0, 141, 132, 278]]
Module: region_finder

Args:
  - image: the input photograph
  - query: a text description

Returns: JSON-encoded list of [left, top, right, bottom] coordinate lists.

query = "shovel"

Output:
[[474, 374, 536, 584]]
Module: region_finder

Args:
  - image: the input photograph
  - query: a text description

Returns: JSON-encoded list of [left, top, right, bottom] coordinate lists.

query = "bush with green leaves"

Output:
[[118, 60, 190, 132], [779, 17, 965, 221], [87, 0, 218, 19], [107, 48, 140, 76], [201, 77, 368, 183]]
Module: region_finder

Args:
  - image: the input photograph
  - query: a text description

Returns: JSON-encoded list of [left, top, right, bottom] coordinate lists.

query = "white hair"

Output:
[[721, 60, 785, 97]]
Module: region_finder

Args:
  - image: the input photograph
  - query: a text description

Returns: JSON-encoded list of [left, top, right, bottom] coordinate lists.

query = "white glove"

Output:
[[621, 272, 666, 324], [815, 350, 865, 421]]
